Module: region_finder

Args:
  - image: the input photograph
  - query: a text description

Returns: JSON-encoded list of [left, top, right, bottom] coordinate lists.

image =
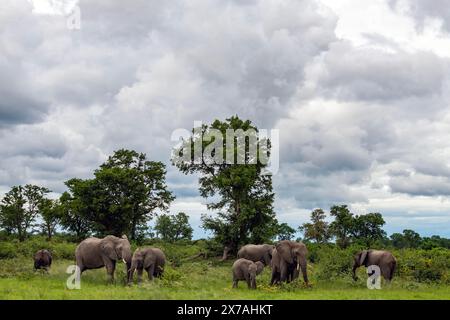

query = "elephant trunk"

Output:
[[126, 261, 132, 283], [298, 255, 308, 285], [352, 262, 358, 281], [128, 261, 136, 284]]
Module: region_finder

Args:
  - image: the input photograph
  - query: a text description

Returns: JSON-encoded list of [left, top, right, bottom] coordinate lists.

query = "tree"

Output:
[[0, 185, 50, 241], [390, 229, 422, 248], [299, 208, 330, 243], [154, 212, 193, 242], [421, 235, 450, 249], [276, 222, 296, 241], [64, 149, 175, 239], [329, 205, 354, 248], [173, 116, 277, 258], [59, 191, 91, 240], [39, 198, 61, 240], [402, 229, 422, 248], [351, 213, 386, 247]]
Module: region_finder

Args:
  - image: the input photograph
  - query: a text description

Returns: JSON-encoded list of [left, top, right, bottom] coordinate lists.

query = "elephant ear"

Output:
[[276, 242, 293, 264], [255, 261, 264, 275], [143, 250, 155, 269], [100, 238, 119, 261], [359, 250, 369, 266]]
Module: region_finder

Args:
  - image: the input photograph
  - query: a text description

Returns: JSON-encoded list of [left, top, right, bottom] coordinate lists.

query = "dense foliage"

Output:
[[172, 116, 278, 254], [154, 212, 194, 242]]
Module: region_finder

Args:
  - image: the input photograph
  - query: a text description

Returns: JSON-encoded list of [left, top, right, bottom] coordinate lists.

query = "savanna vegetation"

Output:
[[0, 116, 449, 299]]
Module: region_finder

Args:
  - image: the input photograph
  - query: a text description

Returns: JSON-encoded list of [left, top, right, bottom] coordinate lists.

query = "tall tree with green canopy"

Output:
[[300, 208, 331, 243], [329, 205, 354, 248], [276, 222, 296, 241], [39, 198, 62, 240], [154, 212, 193, 242], [351, 212, 386, 247], [172, 116, 277, 259], [59, 191, 91, 240], [64, 149, 175, 240], [0, 185, 50, 241]]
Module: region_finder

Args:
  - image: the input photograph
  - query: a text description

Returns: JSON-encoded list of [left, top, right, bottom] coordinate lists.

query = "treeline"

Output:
[[0, 116, 449, 251], [0, 149, 177, 242], [277, 206, 450, 250]]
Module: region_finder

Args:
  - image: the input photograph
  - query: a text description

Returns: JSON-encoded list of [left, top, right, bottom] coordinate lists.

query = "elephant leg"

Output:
[[137, 268, 144, 283], [280, 263, 289, 283], [105, 261, 116, 283], [232, 279, 238, 288], [245, 274, 251, 289], [270, 270, 279, 285], [147, 264, 155, 281]]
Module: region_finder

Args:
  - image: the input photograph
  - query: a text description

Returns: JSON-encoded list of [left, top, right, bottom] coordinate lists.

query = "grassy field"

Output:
[[0, 257, 449, 300]]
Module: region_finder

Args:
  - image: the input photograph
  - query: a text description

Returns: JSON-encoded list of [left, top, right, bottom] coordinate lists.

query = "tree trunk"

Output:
[[221, 246, 231, 261], [47, 225, 52, 240]]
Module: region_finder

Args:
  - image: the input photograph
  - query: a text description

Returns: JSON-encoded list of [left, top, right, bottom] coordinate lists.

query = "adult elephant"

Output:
[[237, 244, 274, 266], [270, 240, 308, 286], [128, 247, 166, 284], [75, 235, 132, 283], [352, 250, 397, 281]]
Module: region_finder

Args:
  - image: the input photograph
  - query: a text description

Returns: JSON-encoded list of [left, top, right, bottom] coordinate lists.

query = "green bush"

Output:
[[0, 242, 16, 259], [313, 246, 354, 281], [0, 237, 77, 260], [393, 248, 450, 283]]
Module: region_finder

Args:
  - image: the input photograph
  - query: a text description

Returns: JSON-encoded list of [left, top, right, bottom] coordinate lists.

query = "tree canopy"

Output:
[[154, 212, 194, 242], [172, 116, 278, 255], [63, 149, 174, 240]]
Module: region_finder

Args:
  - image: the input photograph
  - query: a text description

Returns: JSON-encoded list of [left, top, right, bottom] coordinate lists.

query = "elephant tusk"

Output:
[[122, 259, 126, 264], [297, 263, 300, 271]]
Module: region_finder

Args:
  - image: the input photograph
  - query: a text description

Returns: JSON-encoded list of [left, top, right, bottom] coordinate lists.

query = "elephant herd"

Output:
[[233, 241, 309, 289], [32, 236, 397, 289], [34, 235, 165, 284]]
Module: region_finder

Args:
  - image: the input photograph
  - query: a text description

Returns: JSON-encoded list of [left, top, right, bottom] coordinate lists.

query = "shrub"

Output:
[[314, 246, 354, 281], [394, 248, 450, 283], [0, 242, 16, 259]]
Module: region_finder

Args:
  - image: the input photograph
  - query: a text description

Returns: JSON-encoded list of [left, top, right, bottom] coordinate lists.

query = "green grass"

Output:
[[0, 257, 449, 300]]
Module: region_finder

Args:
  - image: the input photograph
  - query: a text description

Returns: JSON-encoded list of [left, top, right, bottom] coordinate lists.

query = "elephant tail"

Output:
[[389, 259, 397, 280]]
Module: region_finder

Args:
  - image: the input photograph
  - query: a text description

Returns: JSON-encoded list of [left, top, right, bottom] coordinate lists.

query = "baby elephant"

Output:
[[34, 249, 52, 271], [128, 247, 166, 284], [232, 258, 264, 289]]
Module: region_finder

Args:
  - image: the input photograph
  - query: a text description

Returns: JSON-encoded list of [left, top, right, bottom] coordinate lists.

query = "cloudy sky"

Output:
[[1, 0, 450, 238]]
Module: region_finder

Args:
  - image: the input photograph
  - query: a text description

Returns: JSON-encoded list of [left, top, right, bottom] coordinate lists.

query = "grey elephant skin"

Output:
[[128, 247, 166, 284], [34, 249, 52, 271], [232, 258, 264, 289], [270, 240, 309, 285], [237, 244, 274, 266], [75, 235, 132, 283], [353, 250, 397, 281]]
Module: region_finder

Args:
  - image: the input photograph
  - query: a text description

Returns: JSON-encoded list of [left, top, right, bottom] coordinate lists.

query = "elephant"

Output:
[[75, 235, 132, 283], [352, 250, 397, 281], [237, 244, 274, 266], [128, 247, 166, 284], [270, 240, 308, 286], [34, 249, 52, 271], [232, 258, 264, 289]]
